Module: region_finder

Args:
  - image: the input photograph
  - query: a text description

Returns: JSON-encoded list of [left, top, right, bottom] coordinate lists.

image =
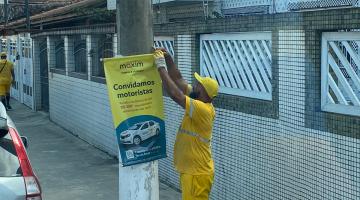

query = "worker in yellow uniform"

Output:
[[154, 49, 219, 200], [0, 52, 15, 110]]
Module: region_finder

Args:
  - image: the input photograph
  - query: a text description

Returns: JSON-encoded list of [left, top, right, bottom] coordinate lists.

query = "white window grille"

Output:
[[222, 0, 272, 15], [154, 36, 175, 57], [94, 34, 114, 77], [222, 0, 271, 9], [10, 40, 16, 56], [0, 38, 7, 52], [288, 0, 356, 11], [222, 0, 360, 13], [152, 0, 212, 4], [9, 40, 17, 63], [200, 32, 272, 100], [73, 36, 87, 74], [21, 38, 31, 58], [321, 32, 360, 116]]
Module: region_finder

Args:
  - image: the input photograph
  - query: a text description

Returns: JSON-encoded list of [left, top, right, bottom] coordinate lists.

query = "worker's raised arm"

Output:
[[158, 68, 185, 108], [157, 48, 188, 94], [154, 50, 185, 108]]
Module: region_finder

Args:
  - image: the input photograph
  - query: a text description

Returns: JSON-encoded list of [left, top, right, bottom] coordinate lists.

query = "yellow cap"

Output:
[[194, 72, 219, 99], [0, 52, 6, 57]]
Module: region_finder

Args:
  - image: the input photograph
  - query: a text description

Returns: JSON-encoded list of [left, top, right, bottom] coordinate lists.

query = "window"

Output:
[[0, 133, 22, 177], [129, 124, 141, 130], [141, 123, 149, 130], [9, 40, 16, 62], [288, 0, 354, 11], [149, 121, 154, 126], [73, 36, 87, 74], [22, 39, 31, 58], [10, 41, 16, 56], [1, 39, 6, 52], [321, 32, 360, 116], [55, 39, 65, 69], [200, 32, 272, 100], [222, 0, 271, 16], [92, 35, 114, 77], [20, 39, 25, 58]]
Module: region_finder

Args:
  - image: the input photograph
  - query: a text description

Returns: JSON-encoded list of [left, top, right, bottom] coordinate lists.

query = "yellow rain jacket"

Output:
[[0, 60, 14, 96]]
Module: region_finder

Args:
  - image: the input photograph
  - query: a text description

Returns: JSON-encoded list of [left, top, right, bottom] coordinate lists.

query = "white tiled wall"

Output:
[[32, 39, 42, 110], [47, 31, 360, 199], [49, 73, 117, 155], [176, 35, 193, 82], [160, 31, 360, 199]]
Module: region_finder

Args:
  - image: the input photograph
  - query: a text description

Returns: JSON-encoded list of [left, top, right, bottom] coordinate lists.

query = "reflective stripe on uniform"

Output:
[[178, 128, 210, 144], [189, 98, 194, 118]]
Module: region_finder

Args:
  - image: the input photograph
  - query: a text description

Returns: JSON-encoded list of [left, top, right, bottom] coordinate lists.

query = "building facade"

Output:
[[2, 0, 360, 199]]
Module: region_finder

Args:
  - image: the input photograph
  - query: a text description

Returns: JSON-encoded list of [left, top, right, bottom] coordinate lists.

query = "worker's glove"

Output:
[[154, 50, 167, 70]]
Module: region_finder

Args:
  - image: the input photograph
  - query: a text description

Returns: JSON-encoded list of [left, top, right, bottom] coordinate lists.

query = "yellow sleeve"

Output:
[[185, 96, 211, 119], [185, 96, 191, 116]]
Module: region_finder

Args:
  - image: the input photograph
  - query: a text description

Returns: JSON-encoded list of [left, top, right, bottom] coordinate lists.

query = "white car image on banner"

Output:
[[120, 120, 160, 145]]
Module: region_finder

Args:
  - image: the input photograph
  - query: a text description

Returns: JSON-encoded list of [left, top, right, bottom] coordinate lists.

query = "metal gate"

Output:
[[20, 38, 33, 108], [1, 35, 35, 109], [10, 38, 20, 101], [40, 40, 49, 112]]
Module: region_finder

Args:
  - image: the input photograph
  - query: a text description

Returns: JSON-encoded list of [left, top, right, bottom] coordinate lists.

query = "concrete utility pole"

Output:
[[116, 1, 159, 200], [117, 0, 154, 55], [25, 0, 30, 30], [4, 0, 8, 25]]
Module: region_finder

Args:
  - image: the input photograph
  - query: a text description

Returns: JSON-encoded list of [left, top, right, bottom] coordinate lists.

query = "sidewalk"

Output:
[[8, 100, 181, 200]]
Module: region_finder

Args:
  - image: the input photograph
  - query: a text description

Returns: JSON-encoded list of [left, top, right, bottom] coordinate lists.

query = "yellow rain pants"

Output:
[[180, 173, 214, 200]]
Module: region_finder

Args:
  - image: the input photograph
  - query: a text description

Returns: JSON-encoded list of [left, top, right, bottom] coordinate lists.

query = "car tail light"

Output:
[[9, 128, 42, 200], [24, 176, 42, 200]]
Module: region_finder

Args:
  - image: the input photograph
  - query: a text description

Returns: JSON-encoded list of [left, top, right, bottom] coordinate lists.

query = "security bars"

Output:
[[154, 36, 175, 57], [321, 32, 360, 116], [200, 32, 272, 100]]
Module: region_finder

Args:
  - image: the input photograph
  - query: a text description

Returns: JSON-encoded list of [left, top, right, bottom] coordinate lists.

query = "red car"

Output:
[[0, 104, 42, 200]]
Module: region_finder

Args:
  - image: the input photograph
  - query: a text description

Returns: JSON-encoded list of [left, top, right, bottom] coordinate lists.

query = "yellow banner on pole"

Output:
[[104, 54, 167, 166]]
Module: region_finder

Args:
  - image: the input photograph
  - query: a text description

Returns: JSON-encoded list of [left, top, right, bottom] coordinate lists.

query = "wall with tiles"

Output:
[[154, 8, 360, 200], [35, 7, 360, 200], [48, 73, 117, 156], [158, 30, 360, 200]]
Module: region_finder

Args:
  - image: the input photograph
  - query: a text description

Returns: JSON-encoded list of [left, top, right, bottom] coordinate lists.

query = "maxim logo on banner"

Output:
[[119, 61, 144, 70]]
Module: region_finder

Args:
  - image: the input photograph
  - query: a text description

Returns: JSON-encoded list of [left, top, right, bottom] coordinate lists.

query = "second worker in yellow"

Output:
[[0, 52, 15, 110]]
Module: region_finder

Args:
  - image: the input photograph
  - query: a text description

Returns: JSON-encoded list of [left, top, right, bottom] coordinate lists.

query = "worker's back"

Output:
[[0, 60, 13, 84], [174, 96, 215, 175]]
